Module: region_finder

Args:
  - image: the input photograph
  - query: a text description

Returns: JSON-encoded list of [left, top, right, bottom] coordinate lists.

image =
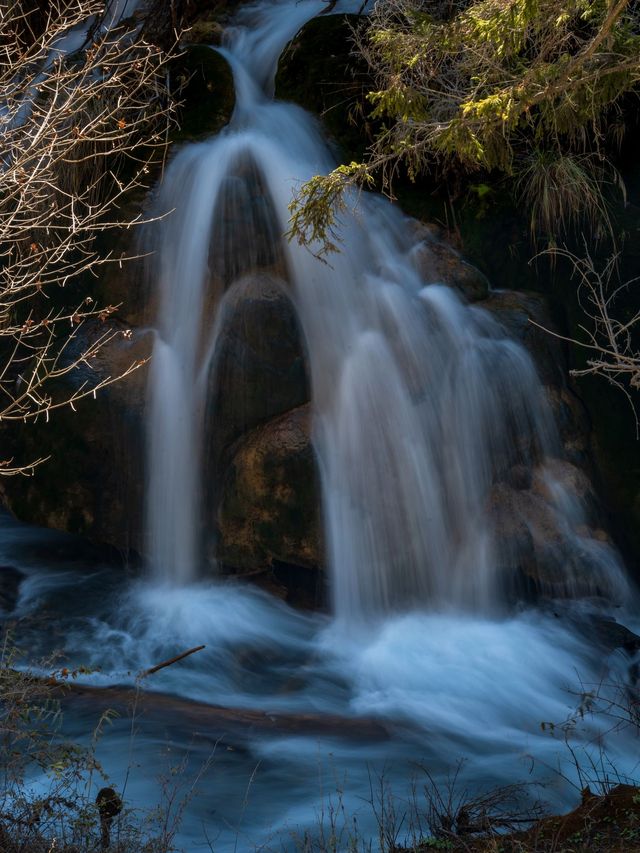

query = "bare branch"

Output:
[[531, 246, 640, 434], [0, 0, 181, 472]]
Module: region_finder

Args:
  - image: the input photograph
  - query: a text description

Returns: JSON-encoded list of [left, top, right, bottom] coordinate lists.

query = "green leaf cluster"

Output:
[[366, 0, 638, 166], [286, 162, 374, 258], [288, 0, 639, 249]]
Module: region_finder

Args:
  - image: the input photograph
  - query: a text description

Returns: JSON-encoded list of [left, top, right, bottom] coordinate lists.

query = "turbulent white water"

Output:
[[3, 516, 639, 851]]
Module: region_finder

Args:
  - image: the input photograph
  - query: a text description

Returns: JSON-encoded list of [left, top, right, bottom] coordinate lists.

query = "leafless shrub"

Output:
[[415, 762, 545, 846], [530, 247, 640, 432], [0, 0, 179, 472], [0, 629, 216, 852]]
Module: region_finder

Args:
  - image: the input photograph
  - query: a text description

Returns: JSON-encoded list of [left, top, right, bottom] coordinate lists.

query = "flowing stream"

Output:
[[146, 0, 630, 614], [4, 0, 640, 850]]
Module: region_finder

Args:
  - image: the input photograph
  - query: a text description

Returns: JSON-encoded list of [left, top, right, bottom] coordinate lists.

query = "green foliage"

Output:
[[288, 0, 640, 249], [286, 162, 374, 258], [366, 0, 638, 156]]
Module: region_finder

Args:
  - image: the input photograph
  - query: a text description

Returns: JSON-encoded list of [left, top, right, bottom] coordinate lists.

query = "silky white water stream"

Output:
[[145, 0, 629, 619], [4, 0, 637, 849]]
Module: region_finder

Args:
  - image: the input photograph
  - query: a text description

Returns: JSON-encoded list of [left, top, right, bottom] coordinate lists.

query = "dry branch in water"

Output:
[[0, 0, 179, 470], [140, 645, 206, 677]]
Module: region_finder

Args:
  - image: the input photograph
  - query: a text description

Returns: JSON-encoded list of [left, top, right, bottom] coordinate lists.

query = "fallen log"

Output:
[[57, 680, 391, 742]]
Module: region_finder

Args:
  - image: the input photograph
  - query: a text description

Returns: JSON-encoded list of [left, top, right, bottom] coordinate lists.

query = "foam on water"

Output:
[[5, 544, 638, 850]]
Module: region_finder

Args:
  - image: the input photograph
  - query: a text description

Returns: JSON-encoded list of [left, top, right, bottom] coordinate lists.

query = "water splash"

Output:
[[2, 506, 637, 851]]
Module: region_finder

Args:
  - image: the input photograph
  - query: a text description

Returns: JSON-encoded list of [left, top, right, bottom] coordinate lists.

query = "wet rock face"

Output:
[[275, 14, 372, 160], [0, 237, 614, 603], [475, 290, 624, 601], [217, 404, 322, 572], [172, 46, 235, 141], [88, 51, 236, 327], [0, 273, 321, 579], [410, 222, 490, 302], [207, 274, 310, 456], [207, 155, 289, 296], [207, 275, 320, 579], [481, 290, 565, 387], [488, 461, 612, 602], [479, 289, 593, 464]]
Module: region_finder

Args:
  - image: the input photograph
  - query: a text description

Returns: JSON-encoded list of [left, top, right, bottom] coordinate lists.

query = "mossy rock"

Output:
[[172, 45, 234, 141], [275, 14, 372, 160], [183, 0, 244, 43], [184, 10, 224, 46], [217, 404, 321, 573]]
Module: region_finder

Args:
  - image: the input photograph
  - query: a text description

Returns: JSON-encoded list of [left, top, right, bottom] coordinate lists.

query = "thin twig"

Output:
[[139, 645, 206, 678]]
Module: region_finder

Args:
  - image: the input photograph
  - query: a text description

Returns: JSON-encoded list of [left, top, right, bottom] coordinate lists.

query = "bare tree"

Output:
[[531, 247, 640, 431], [0, 0, 178, 473]]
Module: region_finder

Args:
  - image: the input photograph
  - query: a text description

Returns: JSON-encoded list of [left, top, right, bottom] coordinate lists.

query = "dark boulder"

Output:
[[217, 404, 321, 572], [275, 14, 372, 159], [488, 459, 619, 603], [207, 273, 310, 459], [172, 46, 235, 141], [206, 155, 289, 299], [481, 289, 565, 388], [410, 222, 490, 302], [480, 289, 596, 468]]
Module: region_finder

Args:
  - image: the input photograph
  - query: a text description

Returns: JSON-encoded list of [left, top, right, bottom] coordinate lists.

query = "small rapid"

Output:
[[3, 510, 639, 851]]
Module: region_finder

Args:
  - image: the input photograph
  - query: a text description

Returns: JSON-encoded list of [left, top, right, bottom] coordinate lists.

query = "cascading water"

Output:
[[144, 0, 331, 583], [145, 0, 630, 617], [6, 2, 640, 850]]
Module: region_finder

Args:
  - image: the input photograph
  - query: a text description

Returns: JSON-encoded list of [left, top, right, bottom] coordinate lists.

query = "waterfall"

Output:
[[145, 0, 630, 614]]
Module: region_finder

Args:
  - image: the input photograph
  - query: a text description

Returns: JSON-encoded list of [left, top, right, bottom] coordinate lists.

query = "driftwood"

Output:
[[57, 681, 390, 742], [140, 645, 206, 677]]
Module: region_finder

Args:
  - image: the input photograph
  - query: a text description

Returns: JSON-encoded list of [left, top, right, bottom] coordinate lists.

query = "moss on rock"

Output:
[[217, 404, 321, 573]]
